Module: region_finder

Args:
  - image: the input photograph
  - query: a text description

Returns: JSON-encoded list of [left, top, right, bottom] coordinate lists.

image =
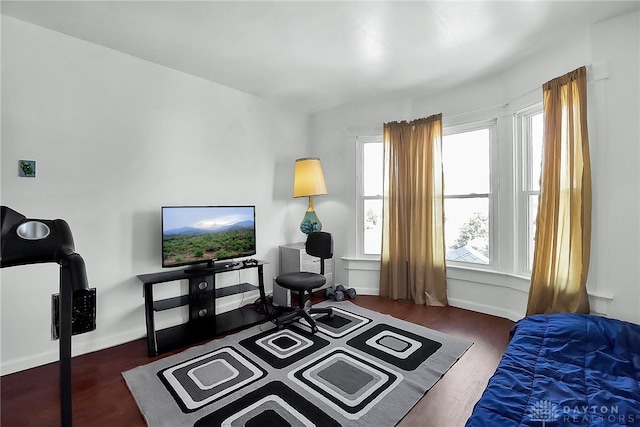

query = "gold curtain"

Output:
[[526, 66, 591, 315], [380, 114, 448, 306]]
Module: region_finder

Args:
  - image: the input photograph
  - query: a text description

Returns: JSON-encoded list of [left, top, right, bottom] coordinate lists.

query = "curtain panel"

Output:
[[380, 114, 448, 306], [526, 66, 592, 315]]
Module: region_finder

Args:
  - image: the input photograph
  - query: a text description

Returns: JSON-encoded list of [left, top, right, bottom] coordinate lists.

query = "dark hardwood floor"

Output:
[[0, 295, 515, 427]]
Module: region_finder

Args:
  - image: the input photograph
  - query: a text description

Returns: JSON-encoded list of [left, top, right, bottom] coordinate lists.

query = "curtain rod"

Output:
[[350, 64, 604, 134], [444, 64, 603, 120], [443, 103, 509, 120], [505, 64, 604, 107]]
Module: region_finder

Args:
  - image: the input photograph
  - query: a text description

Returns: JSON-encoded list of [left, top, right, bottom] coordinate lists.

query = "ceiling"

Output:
[[2, 1, 638, 112]]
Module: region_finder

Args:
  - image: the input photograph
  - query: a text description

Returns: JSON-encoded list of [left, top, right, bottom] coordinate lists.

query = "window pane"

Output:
[[528, 194, 539, 269], [445, 197, 489, 265], [363, 142, 383, 196], [529, 113, 543, 191], [443, 129, 490, 195], [363, 199, 382, 255]]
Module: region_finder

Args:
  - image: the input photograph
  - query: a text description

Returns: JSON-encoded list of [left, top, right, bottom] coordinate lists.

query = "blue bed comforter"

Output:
[[466, 314, 640, 426]]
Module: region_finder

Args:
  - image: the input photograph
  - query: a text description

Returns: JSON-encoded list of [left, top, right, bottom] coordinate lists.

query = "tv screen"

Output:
[[162, 206, 256, 268]]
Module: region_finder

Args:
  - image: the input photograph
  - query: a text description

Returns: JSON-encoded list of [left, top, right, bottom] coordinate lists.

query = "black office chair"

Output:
[[275, 231, 334, 333]]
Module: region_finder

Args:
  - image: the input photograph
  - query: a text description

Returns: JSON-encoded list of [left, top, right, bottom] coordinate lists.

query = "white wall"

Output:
[[587, 11, 640, 323], [311, 11, 640, 325], [0, 16, 311, 374]]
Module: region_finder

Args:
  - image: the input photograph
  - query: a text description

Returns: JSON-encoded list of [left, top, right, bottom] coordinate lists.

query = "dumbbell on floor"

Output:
[[336, 284, 357, 299], [325, 287, 344, 302]]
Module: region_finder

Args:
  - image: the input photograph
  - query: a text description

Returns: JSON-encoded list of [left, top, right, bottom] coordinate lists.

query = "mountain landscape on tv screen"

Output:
[[164, 220, 254, 236], [163, 220, 255, 267]]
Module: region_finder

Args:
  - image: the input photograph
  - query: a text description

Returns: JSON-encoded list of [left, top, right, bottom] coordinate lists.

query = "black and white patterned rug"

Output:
[[123, 301, 472, 427]]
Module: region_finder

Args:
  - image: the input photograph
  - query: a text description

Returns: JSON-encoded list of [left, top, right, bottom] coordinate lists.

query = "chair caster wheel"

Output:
[[311, 326, 319, 334]]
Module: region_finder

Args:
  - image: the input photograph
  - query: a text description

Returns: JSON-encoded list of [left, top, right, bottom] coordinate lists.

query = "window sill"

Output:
[[341, 256, 381, 271], [446, 264, 530, 293], [342, 257, 616, 321], [342, 257, 530, 289]]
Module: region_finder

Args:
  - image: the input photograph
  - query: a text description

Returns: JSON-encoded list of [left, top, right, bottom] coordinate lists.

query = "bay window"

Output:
[[355, 106, 540, 277]]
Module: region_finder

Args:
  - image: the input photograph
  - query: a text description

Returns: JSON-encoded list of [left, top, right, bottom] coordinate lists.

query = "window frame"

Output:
[[355, 135, 384, 258], [515, 103, 543, 274], [354, 120, 498, 265], [442, 119, 497, 269]]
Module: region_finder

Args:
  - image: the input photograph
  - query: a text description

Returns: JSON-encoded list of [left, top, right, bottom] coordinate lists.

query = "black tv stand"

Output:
[[137, 260, 269, 356], [183, 260, 248, 274], [183, 266, 215, 274], [214, 260, 242, 269]]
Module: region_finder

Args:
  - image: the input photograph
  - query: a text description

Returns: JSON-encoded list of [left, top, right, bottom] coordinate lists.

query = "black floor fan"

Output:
[[1, 206, 94, 427]]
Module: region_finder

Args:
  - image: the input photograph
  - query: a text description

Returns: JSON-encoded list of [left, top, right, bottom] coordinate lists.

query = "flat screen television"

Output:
[[161, 205, 256, 269]]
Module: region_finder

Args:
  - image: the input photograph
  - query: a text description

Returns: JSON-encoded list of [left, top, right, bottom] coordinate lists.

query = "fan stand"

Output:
[[59, 264, 74, 427]]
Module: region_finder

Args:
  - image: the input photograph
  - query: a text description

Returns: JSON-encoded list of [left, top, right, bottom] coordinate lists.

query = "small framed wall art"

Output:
[[19, 160, 36, 177]]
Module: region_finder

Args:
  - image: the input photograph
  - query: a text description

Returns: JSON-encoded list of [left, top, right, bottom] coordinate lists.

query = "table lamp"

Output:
[[293, 157, 328, 234]]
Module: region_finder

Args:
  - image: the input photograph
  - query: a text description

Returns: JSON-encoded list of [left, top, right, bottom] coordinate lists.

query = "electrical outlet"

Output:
[[51, 288, 97, 340]]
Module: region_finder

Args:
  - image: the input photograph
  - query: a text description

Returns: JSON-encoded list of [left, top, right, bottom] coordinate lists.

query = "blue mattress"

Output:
[[466, 314, 640, 426]]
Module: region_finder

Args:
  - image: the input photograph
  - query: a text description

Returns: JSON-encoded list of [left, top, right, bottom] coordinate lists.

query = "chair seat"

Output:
[[275, 272, 326, 292]]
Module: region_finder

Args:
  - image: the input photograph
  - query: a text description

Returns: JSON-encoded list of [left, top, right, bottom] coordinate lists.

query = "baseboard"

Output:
[[448, 297, 523, 322], [0, 328, 146, 376], [340, 283, 379, 297], [347, 287, 521, 321]]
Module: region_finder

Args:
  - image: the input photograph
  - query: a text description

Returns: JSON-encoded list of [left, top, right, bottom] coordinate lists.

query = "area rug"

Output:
[[123, 301, 472, 427]]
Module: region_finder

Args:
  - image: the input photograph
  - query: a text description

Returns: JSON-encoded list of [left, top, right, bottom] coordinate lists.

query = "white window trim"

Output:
[[355, 135, 383, 259], [443, 119, 498, 270], [514, 103, 543, 275]]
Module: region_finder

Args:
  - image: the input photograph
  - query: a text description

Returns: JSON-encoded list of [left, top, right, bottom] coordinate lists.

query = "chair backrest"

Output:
[[305, 232, 333, 275]]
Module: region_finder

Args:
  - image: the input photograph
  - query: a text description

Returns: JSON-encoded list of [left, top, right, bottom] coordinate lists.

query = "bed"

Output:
[[466, 313, 640, 426]]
